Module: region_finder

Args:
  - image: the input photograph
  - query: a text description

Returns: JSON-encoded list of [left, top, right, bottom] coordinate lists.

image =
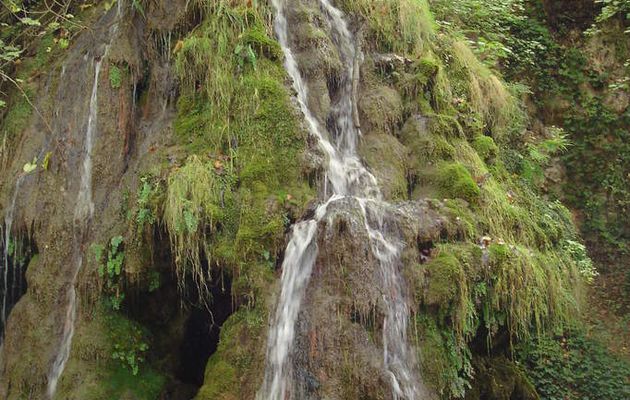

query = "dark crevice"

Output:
[[126, 229, 235, 399], [0, 230, 36, 337], [175, 275, 233, 386]]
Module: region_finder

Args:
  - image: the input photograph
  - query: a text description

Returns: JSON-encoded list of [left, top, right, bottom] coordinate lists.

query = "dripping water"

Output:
[[0, 175, 25, 343], [46, 56, 102, 399], [258, 1, 426, 399], [47, 3, 126, 396]]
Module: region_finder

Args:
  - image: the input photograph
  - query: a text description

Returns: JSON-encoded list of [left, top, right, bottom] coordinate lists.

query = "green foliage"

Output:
[[108, 64, 123, 89], [563, 97, 630, 258], [431, 0, 529, 67], [562, 240, 598, 283], [521, 126, 570, 186], [167, 1, 314, 304], [106, 312, 150, 377], [518, 330, 630, 400], [594, 0, 630, 27], [415, 315, 473, 398], [135, 176, 158, 231], [94, 236, 126, 310]]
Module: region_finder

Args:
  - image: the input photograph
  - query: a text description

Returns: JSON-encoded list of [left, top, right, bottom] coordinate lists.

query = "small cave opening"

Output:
[[125, 230, 235, 398], [175, 274, 234, 386], [0, 228, 36, 337]]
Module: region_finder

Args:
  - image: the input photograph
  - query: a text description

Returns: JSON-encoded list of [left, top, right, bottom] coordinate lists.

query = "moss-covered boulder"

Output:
[[359, 133, 409, 201], [358, 85, 404, 136], [436, 162, 480, 204]]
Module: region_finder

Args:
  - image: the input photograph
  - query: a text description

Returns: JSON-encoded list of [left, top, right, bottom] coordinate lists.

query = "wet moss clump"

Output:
[[424, 252, 464, 307], [472, 135, 498, 162], [436, 162, 480, 204]]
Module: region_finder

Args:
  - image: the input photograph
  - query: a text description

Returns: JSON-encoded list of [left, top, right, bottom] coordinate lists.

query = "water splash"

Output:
[[47, 57, 102, 399], [258, 1, 425, 399]]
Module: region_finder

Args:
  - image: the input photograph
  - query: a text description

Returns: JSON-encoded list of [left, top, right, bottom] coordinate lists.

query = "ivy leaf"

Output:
[[20, 17, 41, 26], [7, 0, 21, 12], [110, 235, 124, 253], [58, 38, 70, 49], [23, 158, 37, 174]]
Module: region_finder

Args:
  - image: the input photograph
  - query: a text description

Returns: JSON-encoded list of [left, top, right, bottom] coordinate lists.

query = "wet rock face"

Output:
[[287, 196, 447, 399], [0, 2, 187, 397]]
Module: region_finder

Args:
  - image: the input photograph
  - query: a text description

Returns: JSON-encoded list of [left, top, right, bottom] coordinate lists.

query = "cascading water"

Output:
[[46, 56, 102, 398], [0, 175, 25, 341], [258, 1, 426, 399]]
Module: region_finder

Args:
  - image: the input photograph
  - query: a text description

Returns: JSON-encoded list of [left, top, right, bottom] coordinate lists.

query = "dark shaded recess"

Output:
[[0, 230, 36, 337], [125, 229, 234, 399], [540, 0, 597, 31], [176, 274, 233, 385]]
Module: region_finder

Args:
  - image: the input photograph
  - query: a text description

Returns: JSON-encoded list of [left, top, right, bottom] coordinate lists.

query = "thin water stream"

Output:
[[46, 56, 103, 399], [47, 5, 125, 396], [0, 175, 25, 341], [258, 1, 425, 399]]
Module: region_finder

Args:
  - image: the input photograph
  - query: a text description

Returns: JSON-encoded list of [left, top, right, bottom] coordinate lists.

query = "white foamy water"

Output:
[[259, 1, 425, 399]]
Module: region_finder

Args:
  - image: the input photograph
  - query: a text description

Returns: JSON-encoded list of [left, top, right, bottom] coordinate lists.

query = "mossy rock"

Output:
[[436, 162, 480, 204], [465, 356, 539, 400], [424, 252, 464, 306], [359, 133, 408, 201], [358, 85, 404, 135], [196, 306, 268, 399], [401, 115, 455, 165], [472, 135, 498, 163], [412, 56, 440, 87], [240, 26, 282, 60]]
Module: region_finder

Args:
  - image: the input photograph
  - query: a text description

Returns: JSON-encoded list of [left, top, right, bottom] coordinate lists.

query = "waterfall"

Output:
[[46, 57, 102, 399], [258, 0, 425, 399], [0, 175, 25, 342]]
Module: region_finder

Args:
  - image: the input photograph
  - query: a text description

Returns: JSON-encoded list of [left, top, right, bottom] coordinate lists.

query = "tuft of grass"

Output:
[[163, 155, 234, 301], [338, 0, 436, 55]]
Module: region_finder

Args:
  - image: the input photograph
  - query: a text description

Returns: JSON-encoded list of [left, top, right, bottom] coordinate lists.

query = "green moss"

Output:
[[239, 26, 282, 60], [1, 89, 33, 141], [197, 358, 238, 399], [414, 56, 440, 85], [196, 305, 269, 399], [414, 315, 472, 398], [466, 356, 539, 400], [472, 135, 498, 162], [425, 252, 463, 307], [359, 133, 408, 200], [436, 162, 480, 203], [109, 64, 123, 89], [166, 2, 314, 317], [55, 306, 165, 400], [443, 199, 478, 240]]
